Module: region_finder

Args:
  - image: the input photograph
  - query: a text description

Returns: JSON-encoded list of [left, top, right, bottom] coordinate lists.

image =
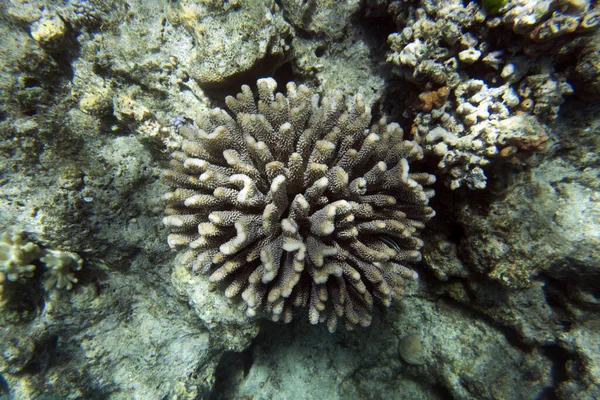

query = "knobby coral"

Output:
[[163, 78, 435, 331], [40, 250, 84, 291], [0, 232, 41, 304], [0, 231, 84, 304], [0, 232, 40, 284]]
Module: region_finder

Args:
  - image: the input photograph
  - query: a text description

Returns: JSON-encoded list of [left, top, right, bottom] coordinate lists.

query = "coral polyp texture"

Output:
[[163, 78, 436, 332]]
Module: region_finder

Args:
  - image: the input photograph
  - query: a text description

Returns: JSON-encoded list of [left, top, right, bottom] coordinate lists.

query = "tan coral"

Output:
[[0, 232, 41, 284], [40, 250, 83, 291], [0, 232, 41, 305], [163, 78, 436, 331]]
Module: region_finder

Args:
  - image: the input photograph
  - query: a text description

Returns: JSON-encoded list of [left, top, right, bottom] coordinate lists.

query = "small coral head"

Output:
[[163, 78, 435, 331]]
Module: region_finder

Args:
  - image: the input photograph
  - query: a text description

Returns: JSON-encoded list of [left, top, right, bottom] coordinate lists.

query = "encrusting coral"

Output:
[[163, 78, 436, 332]]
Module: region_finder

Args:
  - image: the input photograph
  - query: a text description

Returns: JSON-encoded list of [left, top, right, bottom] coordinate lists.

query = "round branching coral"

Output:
[[163, 78, 435, 332]]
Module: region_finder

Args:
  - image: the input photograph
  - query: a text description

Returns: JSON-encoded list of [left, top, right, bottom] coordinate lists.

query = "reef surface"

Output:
[[0, 0, 598, 399]]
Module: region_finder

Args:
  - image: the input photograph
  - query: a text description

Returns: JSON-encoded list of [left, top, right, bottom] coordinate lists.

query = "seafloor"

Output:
[[0, 1, 599, 399]]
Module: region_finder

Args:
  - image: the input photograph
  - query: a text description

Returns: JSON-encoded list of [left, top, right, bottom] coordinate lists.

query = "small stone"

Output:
[[79, 88, 113, 116], [565, 0, 590, 14], [501, 63, 516, 79], [399, 333, 426, 365], [30, 16, 67, 49], [113, 94, 151, 122], [464, 113, 478, 125], [400, 40, 425, 67], [458, 48, 482, 64], [579, 11, 600, 30]]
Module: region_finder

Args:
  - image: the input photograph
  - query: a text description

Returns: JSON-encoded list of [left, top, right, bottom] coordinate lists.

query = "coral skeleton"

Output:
[[163, 78, 435, 331], [386, 0, 595, 188]]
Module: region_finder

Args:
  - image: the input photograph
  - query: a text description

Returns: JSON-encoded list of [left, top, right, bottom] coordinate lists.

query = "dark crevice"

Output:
[[314, 45, 326, 58], [209, 349, 254, 400], [0, 374, 8, 396], [539, 344, 574, 399], [21, 334, 59, 375], [273, 61, 297, 87], [433, 277, 543, 353], [357, 1, 397, 46], [544, 272, 600, 315], [430, 383, 454, 400]]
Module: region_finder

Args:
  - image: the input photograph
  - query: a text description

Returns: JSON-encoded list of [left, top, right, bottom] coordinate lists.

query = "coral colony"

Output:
[[163, 79, 435, 331]]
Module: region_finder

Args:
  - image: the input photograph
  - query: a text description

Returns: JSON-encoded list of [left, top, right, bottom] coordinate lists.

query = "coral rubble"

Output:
[[413, 79, 549, 189], [163, 78, 435, 331], [386, 0, 598, 188]]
